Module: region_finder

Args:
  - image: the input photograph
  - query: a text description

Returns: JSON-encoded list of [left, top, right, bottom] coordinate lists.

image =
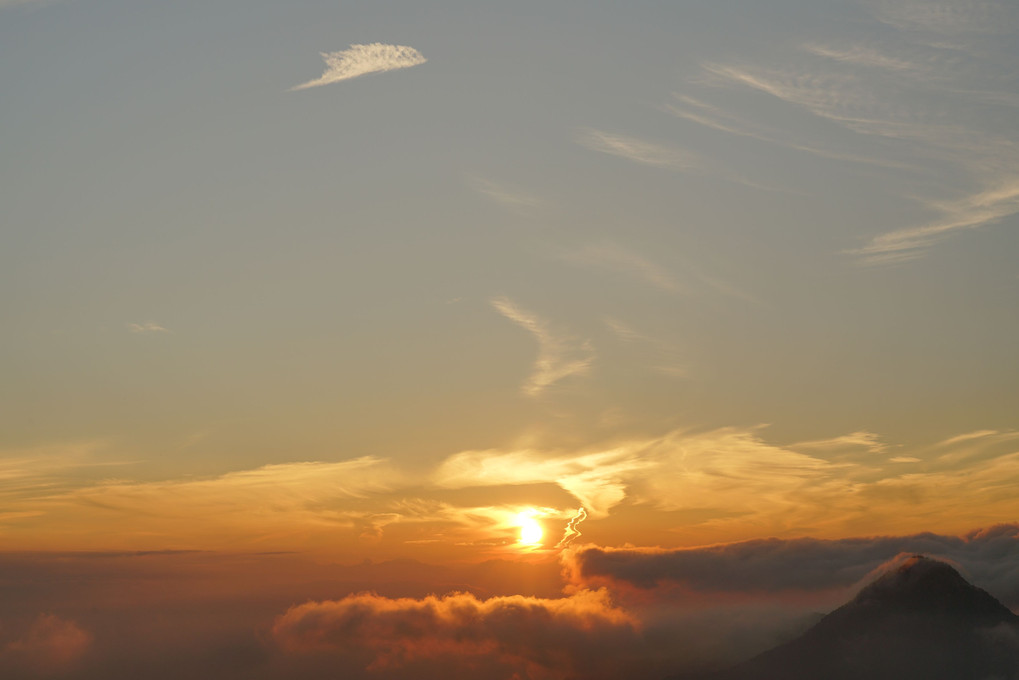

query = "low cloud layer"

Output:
[[1, 527, 1018, 679], [273, 589, 638, 680], [0, 614, 91, 676], [566, 524, 1019, 607], [292, 43, 426, 90]]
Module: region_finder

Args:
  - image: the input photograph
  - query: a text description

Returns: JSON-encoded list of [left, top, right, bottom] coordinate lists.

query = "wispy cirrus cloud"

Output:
[[850, 177, 1019, 263], [577, 128, 702, 169], [664, 93, 913, 170], [0, 440, 126, 504], [697, 31, 1019, 263], [700, 63, 896, 136], [938, 429, 1004, 447], [801, 43, 921, 73], [790, 431, 889, 457], [3, 456, 400, 551], [866, 0, 1019, 34], [468, 176, 542, 212], [703, 61, 1013, 161], [127, 322, 168, 333], [490, 297, 594, 397], [603, 317, 688, 378], [577, 126, 787, 192], [291, 43, 426, 91], [562, 243, 682, 293]]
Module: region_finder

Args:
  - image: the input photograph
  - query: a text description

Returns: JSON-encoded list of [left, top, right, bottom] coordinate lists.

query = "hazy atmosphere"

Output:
[[2, 0, 1018, 677]]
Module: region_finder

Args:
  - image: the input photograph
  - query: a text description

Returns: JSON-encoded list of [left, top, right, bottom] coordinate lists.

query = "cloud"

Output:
[[602, 317, 688, 378], [629, 428, 844, 522], [866, 0, 1019, 34], [565, 525, 1019, 606], [664, 94, 910, 170], [577, 126, 793, 192], [74, 457, 394, 509], [272, 589, 638, 679], [6, 426, 1019, 557], [849, 177, 1019, 264], [128, 322, 168, 333], [562, 243, 682, 293], [938, 429, 1002, 447], [5, 457, 400, 552], [490, 297, 594, 397], [434, 447, 653, 519], [801, 43, 920, 73], [272, 527, 1019, 678], [577, 128, 702, 169], [0, 440, 125, 504], [790, 431, 889, 456], [1, 614, 91, 675], [436, 424, 1019, 546], [694, 12, 1019, 264], [700, 63, 904, 137], [468, 177, 542, 212], [437, 424, 1019, 542], [556, 507, 587, 549], [291, 43, 426, 91]]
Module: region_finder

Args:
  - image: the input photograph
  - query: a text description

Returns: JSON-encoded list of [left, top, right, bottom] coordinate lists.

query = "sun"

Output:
[[516, 512, 544, 546]]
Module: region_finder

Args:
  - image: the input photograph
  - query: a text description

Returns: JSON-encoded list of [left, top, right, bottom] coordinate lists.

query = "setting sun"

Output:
[[517, 512, 544, 546]]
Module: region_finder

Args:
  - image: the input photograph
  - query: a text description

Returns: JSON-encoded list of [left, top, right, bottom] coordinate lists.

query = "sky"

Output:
[[1, 0, 1018, 677]]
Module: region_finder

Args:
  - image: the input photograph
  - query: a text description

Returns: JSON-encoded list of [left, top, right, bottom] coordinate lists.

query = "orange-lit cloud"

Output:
[[3, 456, 398, 551], [557, 508, 587, 549], [434, 446, 651, 518], [1, 614, 91, 676], [3, 427, 1019, 555], [273, 589, 637, 679], [2, 526, 1019, 679]]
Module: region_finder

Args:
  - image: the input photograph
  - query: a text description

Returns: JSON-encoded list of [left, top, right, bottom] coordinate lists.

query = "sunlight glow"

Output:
[[517, 512, 544, 546]]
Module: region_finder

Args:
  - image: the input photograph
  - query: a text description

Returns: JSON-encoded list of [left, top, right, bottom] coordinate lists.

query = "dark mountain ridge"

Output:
[[675, 555, 1019, 680]]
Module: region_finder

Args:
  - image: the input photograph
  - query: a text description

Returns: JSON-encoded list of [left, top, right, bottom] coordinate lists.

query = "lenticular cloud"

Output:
[[292, 43, 426, 90]]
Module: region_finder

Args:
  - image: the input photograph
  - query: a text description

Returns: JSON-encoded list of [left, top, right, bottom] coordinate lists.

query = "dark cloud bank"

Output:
[[2, 526, 1018, 679], [566, 524, 1019, 605]]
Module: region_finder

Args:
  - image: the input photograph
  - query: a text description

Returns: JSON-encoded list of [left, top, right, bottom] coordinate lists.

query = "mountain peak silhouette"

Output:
[[846, 554, 1016, 624], [675, 556, 1019, 680]]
